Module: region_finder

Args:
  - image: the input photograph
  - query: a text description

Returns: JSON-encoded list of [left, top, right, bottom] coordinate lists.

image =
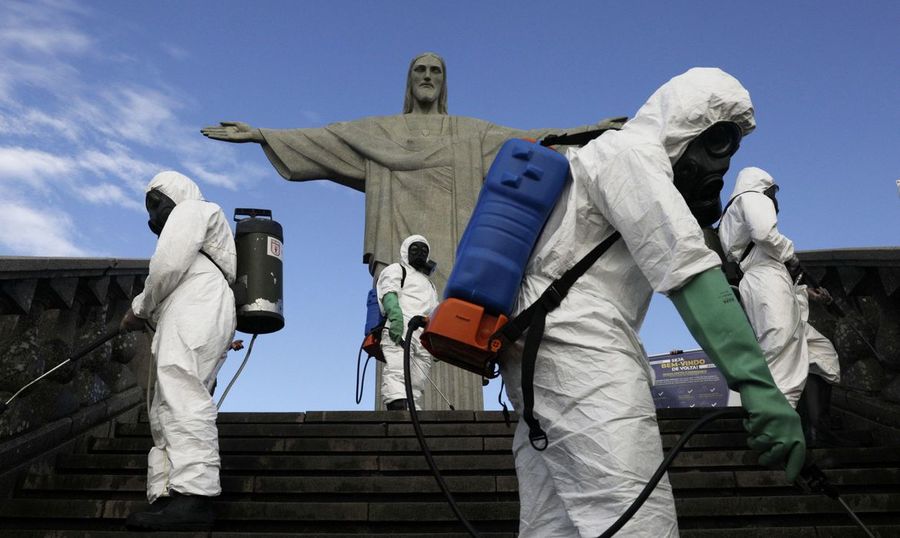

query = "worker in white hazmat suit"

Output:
[[499, 68, 805, 537], [719, 166, 810, 407], [378, 234, 439, 410], [120, 171, 236, 532]]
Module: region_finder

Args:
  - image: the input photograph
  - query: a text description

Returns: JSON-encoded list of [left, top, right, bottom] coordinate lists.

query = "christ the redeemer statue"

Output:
[[202, 52, 624, 410]]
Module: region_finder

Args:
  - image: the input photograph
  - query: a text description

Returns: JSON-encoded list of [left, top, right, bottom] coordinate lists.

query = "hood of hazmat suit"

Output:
[[718, 166, 807, 406], [378, 234, 439, 321], [132, 170, 237, 503], [376, 234, 440, 408], [500, 68, 752, 537], [720, 166, 793, 271]]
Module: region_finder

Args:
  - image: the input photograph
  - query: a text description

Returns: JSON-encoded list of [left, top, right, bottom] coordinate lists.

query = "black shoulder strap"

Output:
[[720, 190, 769, 265], [720, 190, 752, 219], [200, 250, 227, 280], [495, 230, 622, 450], [739, 242, 755, 263], [401, 265, 406, 288]]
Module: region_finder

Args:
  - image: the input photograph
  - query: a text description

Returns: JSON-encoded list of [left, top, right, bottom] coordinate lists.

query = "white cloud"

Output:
[[182, 162, 239, 190], [0, 146, 76, 188], [77, 145, 161, 190], [78, 183, 143, 211], [161, 43, 189, 61], [104, 88, 178, 146], [0, 107, 82, 141], [0, 58, 81, 105], [0, 28, 91, 56], [0, 0, 270, 258], [0, 200, 88, 256]]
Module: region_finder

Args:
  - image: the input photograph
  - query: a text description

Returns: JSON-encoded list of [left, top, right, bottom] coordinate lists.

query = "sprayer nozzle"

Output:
[[797, 463, 840, 500], [0, 401, 8, 415], [408, 316, 427, 331]]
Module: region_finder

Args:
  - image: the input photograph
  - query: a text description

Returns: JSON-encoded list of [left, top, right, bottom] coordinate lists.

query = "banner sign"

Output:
[[648, 349, 739, 409]]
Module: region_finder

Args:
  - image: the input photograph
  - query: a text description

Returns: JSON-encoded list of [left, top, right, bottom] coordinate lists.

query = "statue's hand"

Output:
[[200, 121, 264, 143], [596, 116, 628, 131]]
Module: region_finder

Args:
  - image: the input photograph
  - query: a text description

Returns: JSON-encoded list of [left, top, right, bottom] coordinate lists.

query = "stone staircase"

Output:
[[1, 395, 899, 537]]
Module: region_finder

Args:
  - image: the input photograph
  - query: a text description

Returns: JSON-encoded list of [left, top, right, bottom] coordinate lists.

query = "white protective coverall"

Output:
[[800, 287, 841, 383], [377, 234, 439, 409], [133, 171, 237, 502], [499, 68, 754, 537], [719, 167, 809, 407]]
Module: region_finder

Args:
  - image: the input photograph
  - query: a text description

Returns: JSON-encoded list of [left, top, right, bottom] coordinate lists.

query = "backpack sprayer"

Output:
[[397, 136, 875, 537], [355, 268, 457, 410], [215, 208, 285, 409], [2, 209, 285, 416], [419, 137, 572, 379]]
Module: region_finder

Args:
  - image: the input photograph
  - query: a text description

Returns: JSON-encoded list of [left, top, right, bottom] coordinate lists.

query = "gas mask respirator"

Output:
[[672, 121, 742, 227], [763, 183, 780, 214], [408, 241, 436, 274], [146, 189, 176, 236]]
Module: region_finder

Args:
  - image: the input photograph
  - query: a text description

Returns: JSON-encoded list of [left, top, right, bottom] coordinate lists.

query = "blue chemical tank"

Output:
[[444, 139, 571, 316], [364, 288, 382, 335]]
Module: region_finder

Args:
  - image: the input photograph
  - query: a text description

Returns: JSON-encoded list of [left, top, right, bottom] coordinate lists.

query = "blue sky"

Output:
[[1, 0, 897, 411]]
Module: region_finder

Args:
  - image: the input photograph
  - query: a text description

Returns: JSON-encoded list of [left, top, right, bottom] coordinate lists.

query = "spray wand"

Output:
[[0, 328, 123, 416]]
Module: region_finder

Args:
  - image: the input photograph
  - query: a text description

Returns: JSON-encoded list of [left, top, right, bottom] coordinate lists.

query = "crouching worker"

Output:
[[120, 171, 237, 532], [379, 234, 439, 410], [499, 68, 805, 537]]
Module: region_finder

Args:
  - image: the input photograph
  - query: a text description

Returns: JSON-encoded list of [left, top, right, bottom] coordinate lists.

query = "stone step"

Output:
[[681, 527, 898, 538], [207, 407, 747, 423], [1, 529, 894, 538], [20, 467, 900, 497], [0, 527, 516, 538], [120, 415, 749, 437], [89, 436, 492, 454], [88, 431, 751, 454], [52, 448, 900, 478], [139, 410, 507, 424], [4, 406, 898, 537], [0, 494, 895, 525]]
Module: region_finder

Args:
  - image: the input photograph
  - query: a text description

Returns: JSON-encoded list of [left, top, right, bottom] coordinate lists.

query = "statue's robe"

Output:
[[259, 113, 595, 410], [260, 114, 566, 292]]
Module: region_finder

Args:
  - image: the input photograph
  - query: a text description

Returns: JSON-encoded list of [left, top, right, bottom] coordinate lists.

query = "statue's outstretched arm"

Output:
[[201, 121, 265, 144]]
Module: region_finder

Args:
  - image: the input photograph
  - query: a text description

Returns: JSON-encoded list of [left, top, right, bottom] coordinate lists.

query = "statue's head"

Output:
[[403, 52, 448, 114]]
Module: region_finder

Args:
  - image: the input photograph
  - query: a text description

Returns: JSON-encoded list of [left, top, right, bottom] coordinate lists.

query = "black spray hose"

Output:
[[400, 322, 873, 538], [403, 315, 481, 538], [355, 343, 373, 405], [216, 333, 258, 410], [0, 327, 123, 416], [597, 407, 741, 537]]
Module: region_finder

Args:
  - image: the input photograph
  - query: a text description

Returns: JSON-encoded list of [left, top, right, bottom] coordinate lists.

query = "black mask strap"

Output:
[[763, 184, 780, 214]]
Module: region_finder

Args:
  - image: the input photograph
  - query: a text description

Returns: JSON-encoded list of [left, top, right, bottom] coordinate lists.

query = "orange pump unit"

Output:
[[419, 138, 573, 379], [420, 299, 508, 378]]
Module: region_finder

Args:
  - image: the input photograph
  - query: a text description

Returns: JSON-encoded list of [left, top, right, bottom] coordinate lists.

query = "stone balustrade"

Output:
[[798, 248, 900, 403], [1, 248, 898, 471], [0, 257, 150, 469]]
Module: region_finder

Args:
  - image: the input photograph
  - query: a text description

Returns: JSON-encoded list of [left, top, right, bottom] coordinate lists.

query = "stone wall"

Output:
[[2, 249, 898, 469], [0, 257, 150, 469], [798, 248, 900, 404]]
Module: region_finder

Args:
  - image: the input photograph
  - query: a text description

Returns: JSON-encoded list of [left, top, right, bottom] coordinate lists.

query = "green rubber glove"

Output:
[[670, 267, 806, 482], [382, 292, 404, 345]]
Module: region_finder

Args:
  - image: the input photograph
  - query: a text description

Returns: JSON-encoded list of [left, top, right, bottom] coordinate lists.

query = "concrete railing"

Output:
[[798, 248, 900, 404], [1, 248, 898, 470], [0, 257, 150, 470]]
